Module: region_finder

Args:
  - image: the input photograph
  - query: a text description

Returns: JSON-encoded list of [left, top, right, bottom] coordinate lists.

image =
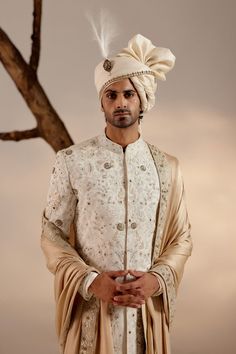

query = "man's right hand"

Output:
[[89, 270, 128, 303]]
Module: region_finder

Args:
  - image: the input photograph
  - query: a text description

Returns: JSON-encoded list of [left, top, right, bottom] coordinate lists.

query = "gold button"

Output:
[[131, 222, 137, 229], [117, 223, 124, 231], [104, 162, 112, 169], [55, 219, 63, 226], [140, 165, 146, 171], [66, 149, 72, 155]]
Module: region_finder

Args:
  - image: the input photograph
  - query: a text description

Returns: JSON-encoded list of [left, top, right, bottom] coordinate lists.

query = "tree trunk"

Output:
[[0, 24, 74, 152]]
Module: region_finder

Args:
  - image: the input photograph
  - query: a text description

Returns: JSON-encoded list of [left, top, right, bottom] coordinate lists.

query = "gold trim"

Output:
[[100, 70, 155, 94], [148, 143, 176, 325], [148, 143, 171, 259]]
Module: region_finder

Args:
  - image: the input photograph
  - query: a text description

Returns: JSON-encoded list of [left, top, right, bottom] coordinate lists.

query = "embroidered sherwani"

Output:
[[41, 133, 192, 354]]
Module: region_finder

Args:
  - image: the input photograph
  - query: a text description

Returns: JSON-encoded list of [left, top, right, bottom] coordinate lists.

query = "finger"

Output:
[[118, 278, 142, 292], [113, 294, 145, 305], [128, 270, 145, 277], [119, 288, 145, 298], [107, 270, 128, 279]]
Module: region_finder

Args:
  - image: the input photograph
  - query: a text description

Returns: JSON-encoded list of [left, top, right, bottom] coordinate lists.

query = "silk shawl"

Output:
[[41, 143, 192, 354]]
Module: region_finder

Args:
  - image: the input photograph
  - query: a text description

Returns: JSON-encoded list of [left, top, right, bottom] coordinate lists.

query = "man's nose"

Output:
[[116, 94, 127, 108]]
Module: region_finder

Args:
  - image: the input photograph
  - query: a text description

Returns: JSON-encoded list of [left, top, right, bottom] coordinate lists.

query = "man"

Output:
[[41, 34, 192, 354]]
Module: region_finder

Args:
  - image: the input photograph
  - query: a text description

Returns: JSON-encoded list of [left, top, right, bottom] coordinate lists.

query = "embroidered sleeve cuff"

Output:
[[149, 272, 164, 296], [78, 271, 99, 301]]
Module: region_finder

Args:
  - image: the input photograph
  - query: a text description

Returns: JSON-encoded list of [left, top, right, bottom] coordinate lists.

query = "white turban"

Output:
[[94, 34, 176, 112]]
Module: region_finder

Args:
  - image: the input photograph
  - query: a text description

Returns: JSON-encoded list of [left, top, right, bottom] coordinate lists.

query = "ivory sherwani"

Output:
[[41, 133, 192, 354]]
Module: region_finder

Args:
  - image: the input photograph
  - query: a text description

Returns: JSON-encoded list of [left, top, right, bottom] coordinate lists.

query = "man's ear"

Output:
[[139, 109, 143, 120]]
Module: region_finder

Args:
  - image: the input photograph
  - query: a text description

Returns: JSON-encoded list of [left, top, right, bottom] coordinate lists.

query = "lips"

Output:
[[114, 111, 130, 116]]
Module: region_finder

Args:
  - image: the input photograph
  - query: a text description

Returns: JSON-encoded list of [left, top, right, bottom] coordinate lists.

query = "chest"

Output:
[[70, 148, 160, 215]]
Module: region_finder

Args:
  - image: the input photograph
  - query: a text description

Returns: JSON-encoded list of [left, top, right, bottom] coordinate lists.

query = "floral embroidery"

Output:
[[147, 143, 171, 259], [152, 264, 176, 325], [42, 215, 71, 248], [80, 297, 100, 353], [148, 144, 176, 325]]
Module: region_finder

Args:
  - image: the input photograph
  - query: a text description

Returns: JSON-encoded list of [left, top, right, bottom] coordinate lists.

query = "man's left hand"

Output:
[[112, 270, 160, 308]]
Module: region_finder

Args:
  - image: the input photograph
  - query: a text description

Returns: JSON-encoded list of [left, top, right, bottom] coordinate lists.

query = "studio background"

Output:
[[0, 1, 235, 353]]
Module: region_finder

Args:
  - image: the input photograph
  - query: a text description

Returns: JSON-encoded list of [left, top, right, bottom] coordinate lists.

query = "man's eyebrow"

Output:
[[104, 89, 117, 93]]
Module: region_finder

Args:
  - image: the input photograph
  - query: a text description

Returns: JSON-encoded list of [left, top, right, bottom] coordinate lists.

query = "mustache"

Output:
[[113, 109, 131, 115]]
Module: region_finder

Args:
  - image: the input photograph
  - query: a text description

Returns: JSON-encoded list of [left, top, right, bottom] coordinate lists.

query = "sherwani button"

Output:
[[55, 219, 63, 226], [104, 162, 112, 169], [65, 149, 73, 155], [117, 223, 124, 231], [140, 165, 146, 171], [131, 222, 137, 229]]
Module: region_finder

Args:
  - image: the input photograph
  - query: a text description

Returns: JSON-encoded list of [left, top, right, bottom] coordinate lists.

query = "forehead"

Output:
[[105, 78, 136, 92]]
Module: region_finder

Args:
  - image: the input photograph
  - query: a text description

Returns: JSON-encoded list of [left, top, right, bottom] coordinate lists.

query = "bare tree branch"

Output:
[[0, 27, 74, 152], [0, 127, 39, 141], [29, 0, 42, 72]]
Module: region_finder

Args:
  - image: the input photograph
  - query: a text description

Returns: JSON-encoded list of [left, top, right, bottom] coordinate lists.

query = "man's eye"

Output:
[[124, 92, 135, 98], [106, 93, 117, 99]]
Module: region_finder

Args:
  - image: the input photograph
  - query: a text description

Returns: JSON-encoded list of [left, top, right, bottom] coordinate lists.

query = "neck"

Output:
[[105, 123, 140, 148]]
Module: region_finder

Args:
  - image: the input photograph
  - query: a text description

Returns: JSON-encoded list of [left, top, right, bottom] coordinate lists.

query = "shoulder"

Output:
[[146, 142, 183, 187], [53, 136, 100, 175], [58, 136, 100, 159], [146, 141, 179, 169]]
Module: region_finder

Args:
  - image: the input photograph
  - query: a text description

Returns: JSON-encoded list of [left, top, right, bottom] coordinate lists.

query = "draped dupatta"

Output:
[[41, 143, 192, 354], [142, 144, 192, 353]]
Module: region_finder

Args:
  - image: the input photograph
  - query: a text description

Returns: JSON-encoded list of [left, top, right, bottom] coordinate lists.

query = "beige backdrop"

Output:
[[0, 1, 235, 353]]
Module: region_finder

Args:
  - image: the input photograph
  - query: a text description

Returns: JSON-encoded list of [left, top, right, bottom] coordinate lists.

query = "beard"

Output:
[[105, 109, 139, 129]]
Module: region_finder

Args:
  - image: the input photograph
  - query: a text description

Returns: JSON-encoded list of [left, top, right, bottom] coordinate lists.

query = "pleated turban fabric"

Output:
[[94, 34, 176, 112]]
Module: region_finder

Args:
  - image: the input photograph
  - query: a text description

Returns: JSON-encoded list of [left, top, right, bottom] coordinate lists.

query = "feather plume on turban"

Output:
[[94, 34, 176, 112]]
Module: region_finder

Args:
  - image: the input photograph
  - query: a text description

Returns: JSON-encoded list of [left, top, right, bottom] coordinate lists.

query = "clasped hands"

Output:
[[89, 270, 160, 308]]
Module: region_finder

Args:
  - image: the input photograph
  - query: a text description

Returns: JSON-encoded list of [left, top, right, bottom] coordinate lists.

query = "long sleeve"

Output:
[[41, 150, 99, 351], [44, 151, 100, 299], [149, 272, 163, 296], [44, 150, 77, 237], [78, 271, 99, 301]]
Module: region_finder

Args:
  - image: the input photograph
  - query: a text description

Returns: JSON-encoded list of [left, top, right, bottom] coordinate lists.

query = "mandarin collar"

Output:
[[97, 130, 146, 155]]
